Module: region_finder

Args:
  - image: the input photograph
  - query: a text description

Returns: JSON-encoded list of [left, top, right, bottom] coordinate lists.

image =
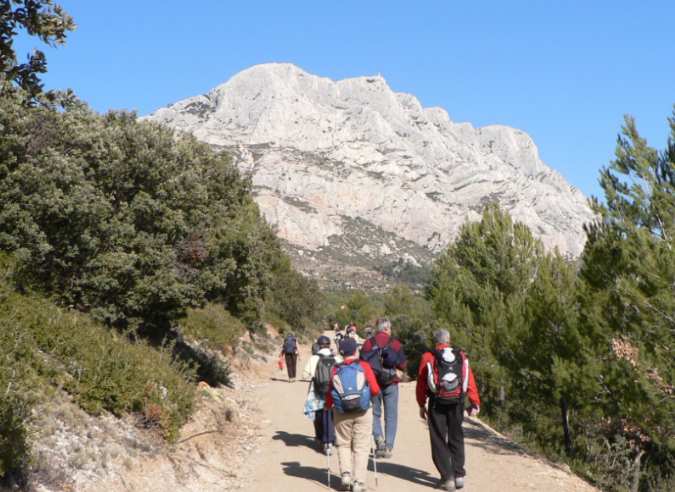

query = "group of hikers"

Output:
[[279, 318, 481, 492]]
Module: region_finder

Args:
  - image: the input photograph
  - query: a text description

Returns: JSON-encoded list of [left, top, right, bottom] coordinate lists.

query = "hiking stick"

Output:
[[327, 445, 330, 488], [371, 435, 378, 487]]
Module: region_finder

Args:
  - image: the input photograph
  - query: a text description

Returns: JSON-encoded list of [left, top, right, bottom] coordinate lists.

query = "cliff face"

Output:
[[143, 63, 594, 282]]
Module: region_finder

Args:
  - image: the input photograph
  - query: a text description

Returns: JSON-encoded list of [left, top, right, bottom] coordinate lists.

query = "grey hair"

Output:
[[433, 328, 450, 345], [375, 317, 391, 332]]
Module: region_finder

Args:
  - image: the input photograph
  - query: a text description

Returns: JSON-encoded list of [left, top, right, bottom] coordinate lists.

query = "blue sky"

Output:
[[18, 0, 675, 201]]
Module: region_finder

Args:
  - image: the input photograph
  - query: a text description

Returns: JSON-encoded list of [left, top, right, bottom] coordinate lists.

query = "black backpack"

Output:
[[283, 336, 296, 354], [361, 339, 398, 386], [428, 347, 464, 405], [313, 354, 338, 398]]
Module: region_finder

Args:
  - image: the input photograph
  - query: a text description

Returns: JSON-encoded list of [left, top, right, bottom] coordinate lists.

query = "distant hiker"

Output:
[[360, 317, 408, 458], [416, 328, 480, 491], [280, 332, 299, 382], [302, 336, 343, 454], [334, 331, 344, 344], [364, 326, 373, 339], [325, 338, 380, 492], [334, 322, 341, 332]]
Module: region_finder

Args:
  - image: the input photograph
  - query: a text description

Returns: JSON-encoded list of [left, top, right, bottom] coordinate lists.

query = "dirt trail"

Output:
[[243, 332, 599, 492]]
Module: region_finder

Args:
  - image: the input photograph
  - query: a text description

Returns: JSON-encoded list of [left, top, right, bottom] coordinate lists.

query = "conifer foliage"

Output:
[[580, 112, 675, 488]]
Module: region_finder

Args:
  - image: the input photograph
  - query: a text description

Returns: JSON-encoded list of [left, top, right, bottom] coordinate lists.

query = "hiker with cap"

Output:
[[302, 335, 343, 453], [360, 317, 408, 458], [325, 338, 380, 492], [416, 328, 480, 491]]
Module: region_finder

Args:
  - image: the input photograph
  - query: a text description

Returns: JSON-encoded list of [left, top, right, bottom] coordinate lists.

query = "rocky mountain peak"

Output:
[[144, 63, 594, 286]]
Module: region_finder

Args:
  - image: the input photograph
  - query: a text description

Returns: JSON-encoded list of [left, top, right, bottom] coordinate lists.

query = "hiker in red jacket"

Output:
[[416, 328, 480, 492], [325, 338, 380, 492]]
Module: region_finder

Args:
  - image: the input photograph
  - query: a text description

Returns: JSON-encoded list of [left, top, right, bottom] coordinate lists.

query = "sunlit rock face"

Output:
[[143, 63, 594, 270]]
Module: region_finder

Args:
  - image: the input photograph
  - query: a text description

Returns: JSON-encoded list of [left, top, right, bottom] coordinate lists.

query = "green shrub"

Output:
[[178, 303, 245, 352]]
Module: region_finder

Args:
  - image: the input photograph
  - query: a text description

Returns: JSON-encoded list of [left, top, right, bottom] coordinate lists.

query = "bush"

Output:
[[178, 303, 245, 353], [0, 93, 282, 331], [0, 262, 196, 447]]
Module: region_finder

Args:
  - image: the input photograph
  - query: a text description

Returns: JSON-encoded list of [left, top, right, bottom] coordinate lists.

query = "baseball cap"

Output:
[[317, 335, 331, 345], [340, 338, 358, 356]]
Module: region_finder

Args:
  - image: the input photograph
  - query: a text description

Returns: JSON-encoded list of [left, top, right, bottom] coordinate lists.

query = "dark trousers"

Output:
[[313, 408, 335, 444], [427, 398, 465, 481], [284, 353, 297, 379]]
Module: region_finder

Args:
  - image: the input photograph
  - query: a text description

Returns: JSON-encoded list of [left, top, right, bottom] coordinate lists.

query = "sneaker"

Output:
[[382, 447, 392, 459], [324, 443, 333, 456], [375, 437, 386, 457], [352, 482, 367, 492], [455, 477, 464, 489], [340, 472, 351, 491], [439, 478, 456, 491]]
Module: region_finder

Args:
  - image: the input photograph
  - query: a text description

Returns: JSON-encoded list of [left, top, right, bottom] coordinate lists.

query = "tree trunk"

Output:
[[560, 399, 572, 456], [631, 447, 645, 492]]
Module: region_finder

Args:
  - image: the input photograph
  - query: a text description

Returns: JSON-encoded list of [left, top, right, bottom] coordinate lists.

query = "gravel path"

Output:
[[242, 332, 599, 492]]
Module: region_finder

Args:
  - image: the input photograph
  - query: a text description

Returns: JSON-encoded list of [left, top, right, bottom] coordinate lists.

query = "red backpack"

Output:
[[426, 347, 464, 404]]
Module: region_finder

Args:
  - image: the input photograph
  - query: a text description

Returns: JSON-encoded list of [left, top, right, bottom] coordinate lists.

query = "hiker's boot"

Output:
[[340, 472, 351, 491], [455, 477, 464, 489], [375, 437, 386, 458], [439, 478, 456, 491], [352, 482, 367, 492], [382, 447, 393, 459]]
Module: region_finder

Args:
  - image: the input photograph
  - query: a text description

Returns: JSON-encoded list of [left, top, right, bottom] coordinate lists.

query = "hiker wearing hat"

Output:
[[360, 317, 408, 459], [302, 335, 343, 453], [325, 338, 381, 492], [416, 328, 480, 491]]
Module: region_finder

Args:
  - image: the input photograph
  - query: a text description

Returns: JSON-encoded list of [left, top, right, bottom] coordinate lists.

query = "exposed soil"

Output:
[[31, 329, 599, 492]]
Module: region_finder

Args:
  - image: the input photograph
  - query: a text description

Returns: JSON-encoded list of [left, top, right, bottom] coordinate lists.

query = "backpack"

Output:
[[361, 338, 398, 386], [313, 353, 337, 398], [427, 347, 465, 405], [331, 362, 371, 413], [283, 336, 296, 354]]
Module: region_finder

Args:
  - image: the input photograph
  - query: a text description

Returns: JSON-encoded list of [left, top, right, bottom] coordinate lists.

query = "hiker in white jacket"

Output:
[[303, 336, 343, 453]]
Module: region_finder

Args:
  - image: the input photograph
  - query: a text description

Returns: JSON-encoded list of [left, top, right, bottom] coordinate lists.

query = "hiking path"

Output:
[[242, 331, 599, 492]]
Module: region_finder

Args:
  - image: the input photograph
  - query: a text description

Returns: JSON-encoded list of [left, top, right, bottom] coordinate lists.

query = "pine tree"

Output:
[[426, 202, 544, 411], [579, 111, 675, 488]]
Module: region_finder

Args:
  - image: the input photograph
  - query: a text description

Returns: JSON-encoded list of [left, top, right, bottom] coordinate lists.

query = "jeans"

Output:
[[371, 383, 399, 450]]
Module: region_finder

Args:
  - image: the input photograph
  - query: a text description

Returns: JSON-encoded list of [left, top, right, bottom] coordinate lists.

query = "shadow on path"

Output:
[[273, 431, 323, 454], [281, 462, 338, 490], [369, 461, 438, 489]]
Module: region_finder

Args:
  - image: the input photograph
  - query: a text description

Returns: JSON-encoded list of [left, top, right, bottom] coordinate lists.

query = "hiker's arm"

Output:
[[419, 405, 428, 421], [362, 362, 381, 397], [465, 363, 481, 409], [395, 344, 408, 370], [416, 352, 431, 407], [302, 357, 313, 380]]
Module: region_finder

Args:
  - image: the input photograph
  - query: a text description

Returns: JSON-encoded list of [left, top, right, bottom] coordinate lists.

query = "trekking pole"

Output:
[[327, 445, 331, 488], [371, 435, 378, 487]]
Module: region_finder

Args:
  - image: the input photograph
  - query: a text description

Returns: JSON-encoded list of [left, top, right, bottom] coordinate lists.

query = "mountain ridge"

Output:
[[143, 63, 594, 284]]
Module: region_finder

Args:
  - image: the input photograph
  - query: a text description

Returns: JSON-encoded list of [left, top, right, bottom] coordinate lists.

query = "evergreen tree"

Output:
[[579, 111, 675, 488], [426, 202, 544, 411]]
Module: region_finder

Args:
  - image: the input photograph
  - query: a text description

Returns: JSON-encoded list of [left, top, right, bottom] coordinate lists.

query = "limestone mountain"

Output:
[[143, 63, 594, 286]]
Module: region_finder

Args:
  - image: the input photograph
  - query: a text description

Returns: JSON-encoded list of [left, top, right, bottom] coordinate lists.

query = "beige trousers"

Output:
[[333, 407, 373, 484]]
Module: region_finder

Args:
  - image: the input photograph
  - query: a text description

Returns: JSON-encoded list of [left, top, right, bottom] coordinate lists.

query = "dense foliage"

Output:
[[0, 92, 282, 331], [0, 257, 196, 477], [0, 0, 75, 102], [425, 111, 675, 491]]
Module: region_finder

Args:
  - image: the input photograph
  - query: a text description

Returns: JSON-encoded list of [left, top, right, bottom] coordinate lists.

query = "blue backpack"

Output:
[[331, 362, 371, 413], [283, 336, 296, 354]]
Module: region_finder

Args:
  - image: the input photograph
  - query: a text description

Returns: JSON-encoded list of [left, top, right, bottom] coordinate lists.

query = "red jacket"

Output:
[[325, 358, 381, 409], [416, 344, 480, 408], [361, 332, 408, 385]]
